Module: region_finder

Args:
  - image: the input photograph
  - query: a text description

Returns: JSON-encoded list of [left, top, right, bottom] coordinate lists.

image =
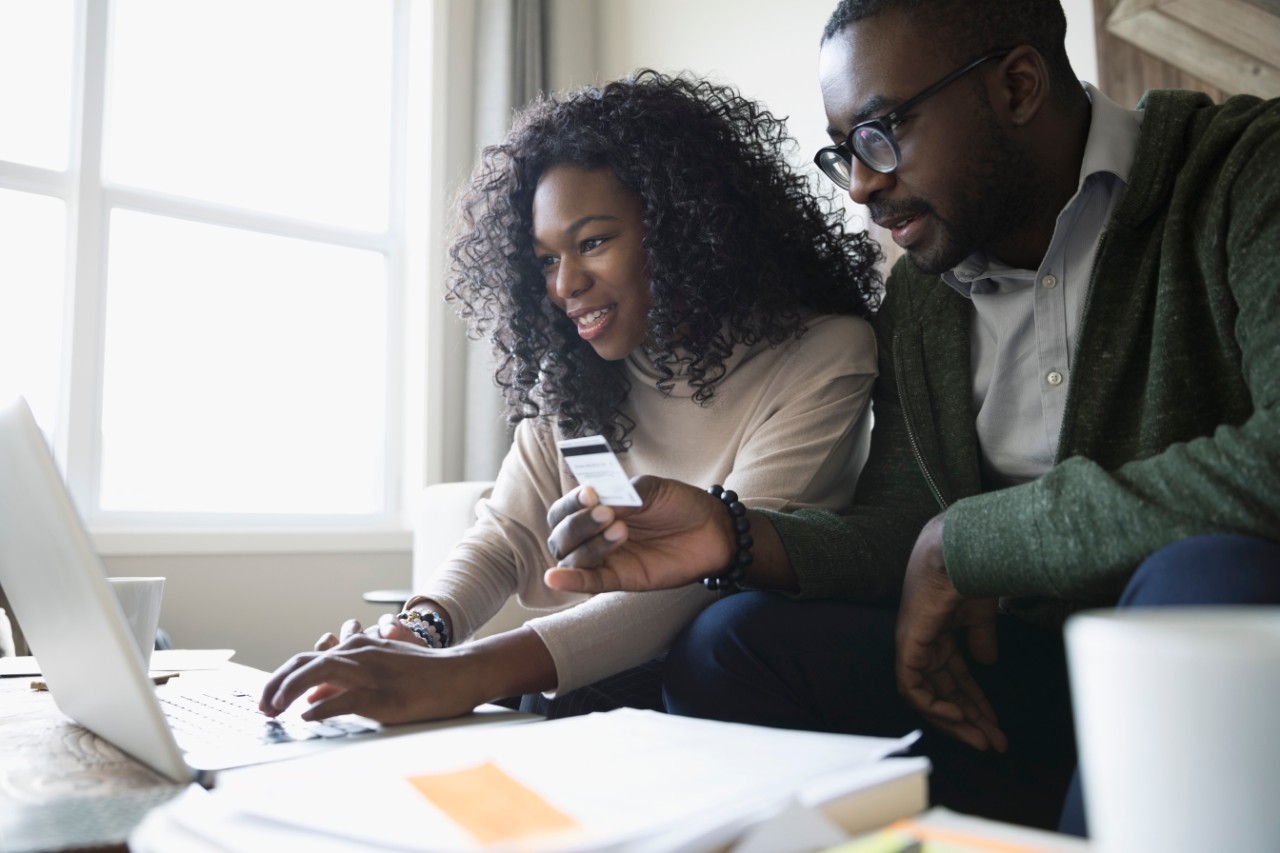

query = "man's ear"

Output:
[[994, 45, 1049, 127]]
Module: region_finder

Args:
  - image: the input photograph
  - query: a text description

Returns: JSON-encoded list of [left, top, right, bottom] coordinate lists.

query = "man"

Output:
[[544, 0, 1280, 833]]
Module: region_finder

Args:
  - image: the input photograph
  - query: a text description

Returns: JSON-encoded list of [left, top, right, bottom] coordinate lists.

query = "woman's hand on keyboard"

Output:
[[257, 632, 484, 724], [258, 625, 556, 725], [312, 614, 419, 653]]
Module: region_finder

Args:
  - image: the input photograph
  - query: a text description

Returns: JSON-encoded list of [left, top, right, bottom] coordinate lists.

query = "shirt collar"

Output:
[[942, 81, 1144, 295], [1077, 82, 1143, 187]]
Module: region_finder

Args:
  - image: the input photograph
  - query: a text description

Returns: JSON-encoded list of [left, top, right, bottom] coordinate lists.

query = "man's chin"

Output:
[[900, 235, 970, 277], [903, 248, 952, 277]]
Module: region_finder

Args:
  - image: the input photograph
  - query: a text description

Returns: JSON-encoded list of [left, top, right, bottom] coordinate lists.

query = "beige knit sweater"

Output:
[[425, 313, 877, 693]]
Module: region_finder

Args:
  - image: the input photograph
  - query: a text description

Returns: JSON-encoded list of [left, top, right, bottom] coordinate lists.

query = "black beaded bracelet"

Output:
[[395, 608, 451, 649], [702, 485, 752, 591]]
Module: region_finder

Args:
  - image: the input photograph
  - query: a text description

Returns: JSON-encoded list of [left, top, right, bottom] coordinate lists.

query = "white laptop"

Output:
[[0, 395, 531, 785]]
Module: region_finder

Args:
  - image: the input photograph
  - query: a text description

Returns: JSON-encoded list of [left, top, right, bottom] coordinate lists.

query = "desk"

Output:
[[0, 655, 536, 853], [0, 675, 183, 853], [0, 654, 259, 853]]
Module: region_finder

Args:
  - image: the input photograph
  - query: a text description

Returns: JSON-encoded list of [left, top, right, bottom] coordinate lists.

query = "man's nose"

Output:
[[847, 157, 894, 206]]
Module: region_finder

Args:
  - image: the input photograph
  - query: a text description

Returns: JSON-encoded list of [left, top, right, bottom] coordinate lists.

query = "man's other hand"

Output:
[[895, 513, 1008, 752]]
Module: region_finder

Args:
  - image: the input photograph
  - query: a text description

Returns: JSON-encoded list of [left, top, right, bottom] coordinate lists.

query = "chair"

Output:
[[364, 481, 538, 639]]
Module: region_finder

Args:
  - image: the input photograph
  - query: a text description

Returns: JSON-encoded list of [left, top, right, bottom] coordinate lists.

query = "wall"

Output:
[[599, 0, 847, 178], [104, 551, 406, 671]]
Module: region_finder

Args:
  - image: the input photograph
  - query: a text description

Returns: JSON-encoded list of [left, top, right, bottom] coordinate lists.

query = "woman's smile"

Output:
[[570, 304, 617, 338]]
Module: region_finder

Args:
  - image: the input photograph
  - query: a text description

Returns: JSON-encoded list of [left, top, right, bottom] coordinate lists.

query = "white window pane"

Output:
[[99, 210, 389, 515], [0, 189, 67, 434], [105, 0, 394, 231], [0, 0, 74, 169]]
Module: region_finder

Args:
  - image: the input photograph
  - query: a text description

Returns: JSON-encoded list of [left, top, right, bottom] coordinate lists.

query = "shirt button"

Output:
[[1041, 274, 1058, 288], [1047, 370, 1064, 386]]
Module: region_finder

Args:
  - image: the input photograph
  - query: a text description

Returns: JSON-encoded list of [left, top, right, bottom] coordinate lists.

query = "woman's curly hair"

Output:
[[446, 69, 882, 449]]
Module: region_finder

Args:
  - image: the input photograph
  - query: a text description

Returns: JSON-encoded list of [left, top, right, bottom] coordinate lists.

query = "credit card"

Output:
[[557, 435, 644, 507]]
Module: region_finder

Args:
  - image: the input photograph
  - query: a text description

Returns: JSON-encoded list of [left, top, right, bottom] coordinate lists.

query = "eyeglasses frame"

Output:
[[814, 48, 1013, 184]]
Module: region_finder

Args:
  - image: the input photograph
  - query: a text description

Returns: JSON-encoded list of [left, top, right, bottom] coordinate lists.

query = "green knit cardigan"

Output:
[[762, 89, 1280, 625]]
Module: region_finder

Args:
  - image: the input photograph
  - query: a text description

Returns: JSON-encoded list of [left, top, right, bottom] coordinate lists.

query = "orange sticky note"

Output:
[[407, 761, 580, 846]]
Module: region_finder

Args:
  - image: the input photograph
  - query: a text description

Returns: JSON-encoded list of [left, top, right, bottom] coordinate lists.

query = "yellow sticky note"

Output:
[[407, 761, 580, 846]]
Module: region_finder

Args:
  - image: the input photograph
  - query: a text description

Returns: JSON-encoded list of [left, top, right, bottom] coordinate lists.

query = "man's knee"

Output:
[[662, 592, 784, 719], [663, 593, 902, 732], [1120, 533, 1280, 608]]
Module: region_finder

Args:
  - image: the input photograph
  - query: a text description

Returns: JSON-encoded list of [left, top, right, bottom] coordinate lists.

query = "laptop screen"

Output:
[[0, 396, 191, 781]]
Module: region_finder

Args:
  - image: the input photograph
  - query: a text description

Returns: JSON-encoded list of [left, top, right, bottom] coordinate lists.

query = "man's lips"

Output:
[[871, 208, 929, 247], [874, 214, 910, 230], [870, 207, 926, 231]]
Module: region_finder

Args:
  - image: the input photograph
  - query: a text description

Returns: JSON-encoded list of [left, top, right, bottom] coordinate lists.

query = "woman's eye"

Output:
[[581, 237, 606, 253], [537, 255, 559, 270]]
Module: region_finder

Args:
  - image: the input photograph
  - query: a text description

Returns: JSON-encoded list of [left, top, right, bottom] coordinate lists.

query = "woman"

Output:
[[259, 70, 881, 724]]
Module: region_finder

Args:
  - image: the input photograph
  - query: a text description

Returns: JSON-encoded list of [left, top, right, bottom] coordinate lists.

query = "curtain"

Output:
[[439, 0, 548, 481]]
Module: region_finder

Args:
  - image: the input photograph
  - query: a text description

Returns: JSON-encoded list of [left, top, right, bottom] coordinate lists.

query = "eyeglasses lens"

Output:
[[817, 150, 852, 189], [853, 126, 898, 173]]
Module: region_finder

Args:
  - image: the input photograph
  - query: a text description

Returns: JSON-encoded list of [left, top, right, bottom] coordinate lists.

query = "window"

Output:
[[0, 0, 433, 547]]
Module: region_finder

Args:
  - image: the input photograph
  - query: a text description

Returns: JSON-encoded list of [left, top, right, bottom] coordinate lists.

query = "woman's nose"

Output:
[[550, 258, 590, 300]]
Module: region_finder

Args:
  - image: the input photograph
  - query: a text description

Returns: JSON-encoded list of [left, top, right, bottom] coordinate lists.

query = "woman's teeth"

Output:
[[576, 307, 612, 327]]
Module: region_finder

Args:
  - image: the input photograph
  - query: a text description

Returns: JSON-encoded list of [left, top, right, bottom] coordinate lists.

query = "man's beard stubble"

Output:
[[897, 116, 1041, 276]]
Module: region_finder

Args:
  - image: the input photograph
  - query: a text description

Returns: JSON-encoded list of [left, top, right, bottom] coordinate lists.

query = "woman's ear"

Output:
[[994, 45, 1050, 127]]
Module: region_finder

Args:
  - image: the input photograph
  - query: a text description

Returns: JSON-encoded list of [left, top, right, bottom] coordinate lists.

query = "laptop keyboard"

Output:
[[158, 688, 375, 748]]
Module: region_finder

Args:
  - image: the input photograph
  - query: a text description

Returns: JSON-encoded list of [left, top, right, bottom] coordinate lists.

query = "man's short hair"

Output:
[[822, 0, 1078, 99]]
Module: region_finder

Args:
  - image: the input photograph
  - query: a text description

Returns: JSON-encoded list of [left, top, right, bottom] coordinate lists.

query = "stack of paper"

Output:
[[131, 709, 929, 852]]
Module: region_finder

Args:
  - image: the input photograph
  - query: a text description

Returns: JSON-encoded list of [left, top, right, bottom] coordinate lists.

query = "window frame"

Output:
[[0, 0, 440, 555]]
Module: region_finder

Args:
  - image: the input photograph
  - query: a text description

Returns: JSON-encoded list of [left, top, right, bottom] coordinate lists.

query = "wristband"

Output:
[[395, 608, 451, 649], [702, 485, 751, 591]]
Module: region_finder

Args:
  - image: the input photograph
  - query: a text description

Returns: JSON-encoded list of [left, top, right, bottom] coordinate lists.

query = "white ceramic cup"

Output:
[[108, 576, 165, 665], [1065, 607, 1280, 852]]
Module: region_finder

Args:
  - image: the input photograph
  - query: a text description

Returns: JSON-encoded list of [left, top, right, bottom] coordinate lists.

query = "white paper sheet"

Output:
[[188, 709, 921, 852]]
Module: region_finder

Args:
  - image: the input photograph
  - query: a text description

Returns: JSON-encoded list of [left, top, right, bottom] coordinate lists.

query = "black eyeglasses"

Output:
[[814, 48, 1011, 187]]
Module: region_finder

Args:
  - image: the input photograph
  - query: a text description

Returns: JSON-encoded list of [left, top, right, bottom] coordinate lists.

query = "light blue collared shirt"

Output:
[[941, 83, 1143, 487]]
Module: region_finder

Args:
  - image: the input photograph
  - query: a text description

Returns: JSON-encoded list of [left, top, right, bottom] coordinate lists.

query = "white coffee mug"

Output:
[[1065, 607, 1280, 852], [108, 576, 165, 665]]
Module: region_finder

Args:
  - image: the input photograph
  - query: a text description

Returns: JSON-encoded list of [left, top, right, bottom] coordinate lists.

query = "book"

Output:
[[828, 807, 1090, 853]]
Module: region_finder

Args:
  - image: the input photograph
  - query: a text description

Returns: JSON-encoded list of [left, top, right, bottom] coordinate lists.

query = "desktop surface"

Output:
[[0, 669, 185, 853]]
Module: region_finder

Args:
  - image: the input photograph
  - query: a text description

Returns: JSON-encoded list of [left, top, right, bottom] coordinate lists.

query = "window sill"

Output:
[[90, 528, 413, 557]]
